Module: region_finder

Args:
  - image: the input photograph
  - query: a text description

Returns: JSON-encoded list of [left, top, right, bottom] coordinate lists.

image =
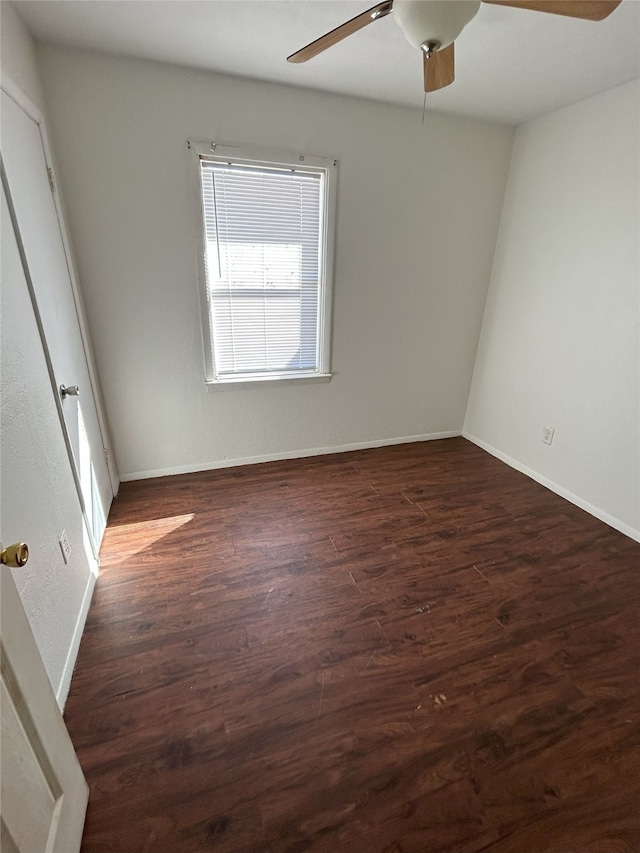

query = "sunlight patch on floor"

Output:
[[101, 514, 195, 561]]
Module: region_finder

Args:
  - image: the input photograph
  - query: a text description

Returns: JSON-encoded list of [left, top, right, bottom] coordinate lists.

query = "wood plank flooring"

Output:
[[64, 438, 640, 853]]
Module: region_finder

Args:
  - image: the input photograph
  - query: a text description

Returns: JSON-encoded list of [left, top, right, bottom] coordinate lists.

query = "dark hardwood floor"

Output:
[[64, 437, 640, 853]]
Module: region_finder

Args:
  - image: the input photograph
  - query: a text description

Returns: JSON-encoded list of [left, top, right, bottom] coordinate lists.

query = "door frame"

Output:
[[1, 76, 118, 547]]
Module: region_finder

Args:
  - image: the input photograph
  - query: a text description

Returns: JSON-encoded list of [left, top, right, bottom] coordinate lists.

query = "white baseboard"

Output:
[[464, 431, 640, 544], [121, 430, 462, 482], [56, 568, 97, 710]]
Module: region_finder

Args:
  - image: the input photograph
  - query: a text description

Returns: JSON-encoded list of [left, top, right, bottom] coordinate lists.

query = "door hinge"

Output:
[[104, 448, 110, 464], [47, 167, 56, 194]]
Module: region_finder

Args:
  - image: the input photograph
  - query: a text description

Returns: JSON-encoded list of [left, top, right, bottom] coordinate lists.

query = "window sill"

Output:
[[205, 373, 332, 391]]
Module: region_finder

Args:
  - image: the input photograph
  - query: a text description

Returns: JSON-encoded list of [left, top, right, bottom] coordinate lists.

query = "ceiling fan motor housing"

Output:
[[393, 0, 481, 50]]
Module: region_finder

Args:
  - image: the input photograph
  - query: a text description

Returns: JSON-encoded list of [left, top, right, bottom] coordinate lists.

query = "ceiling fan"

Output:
[[287, 0, 622, 93]]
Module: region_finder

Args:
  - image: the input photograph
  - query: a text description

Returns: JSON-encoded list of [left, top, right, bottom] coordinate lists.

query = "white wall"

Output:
[[465, 81, 640, 541], [0, 2, 46, 112], [37, 46, 514, 480], [0, 2, 110, 704]]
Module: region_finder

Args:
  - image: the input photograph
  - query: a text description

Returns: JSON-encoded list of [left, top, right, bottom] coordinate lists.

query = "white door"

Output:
[[1, 570, 89, 853], [0, 175, 88, 851], [1, 88, 114, 552]]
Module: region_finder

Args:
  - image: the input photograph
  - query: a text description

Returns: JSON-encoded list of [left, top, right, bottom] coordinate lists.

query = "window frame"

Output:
[[188, 141, 337, 388]]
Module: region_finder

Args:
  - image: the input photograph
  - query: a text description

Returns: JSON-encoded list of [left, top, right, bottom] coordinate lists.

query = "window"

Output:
[[190, 142, 337, 385]]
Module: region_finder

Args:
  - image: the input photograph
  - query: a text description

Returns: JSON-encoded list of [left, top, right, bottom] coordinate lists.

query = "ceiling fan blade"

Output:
[[481, 0, 621, 21], [287, 1, 393, 63], [424, 42, 455, 93]]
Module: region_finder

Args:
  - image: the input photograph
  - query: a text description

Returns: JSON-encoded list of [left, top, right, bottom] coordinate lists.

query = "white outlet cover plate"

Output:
[[542, 427, 555, 445], [59, 530, 71, 564]]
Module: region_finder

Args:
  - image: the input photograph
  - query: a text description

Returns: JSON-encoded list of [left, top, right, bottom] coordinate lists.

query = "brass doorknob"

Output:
[[1, 543, 29, 567]]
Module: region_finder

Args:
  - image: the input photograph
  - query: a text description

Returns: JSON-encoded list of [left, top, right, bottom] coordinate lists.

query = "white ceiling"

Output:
[[14, 0, 640, 125]]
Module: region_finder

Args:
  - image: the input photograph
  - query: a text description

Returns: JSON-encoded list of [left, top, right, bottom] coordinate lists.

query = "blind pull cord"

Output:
[[211, 172, 223, 280]]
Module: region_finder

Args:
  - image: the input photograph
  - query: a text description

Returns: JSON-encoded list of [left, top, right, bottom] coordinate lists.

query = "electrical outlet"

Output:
[[59, 530, 71, 564], [542, 426, 555, 446]]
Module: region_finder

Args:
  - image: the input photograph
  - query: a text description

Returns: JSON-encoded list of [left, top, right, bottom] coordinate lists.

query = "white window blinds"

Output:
[[199, 160, 325, 378]]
